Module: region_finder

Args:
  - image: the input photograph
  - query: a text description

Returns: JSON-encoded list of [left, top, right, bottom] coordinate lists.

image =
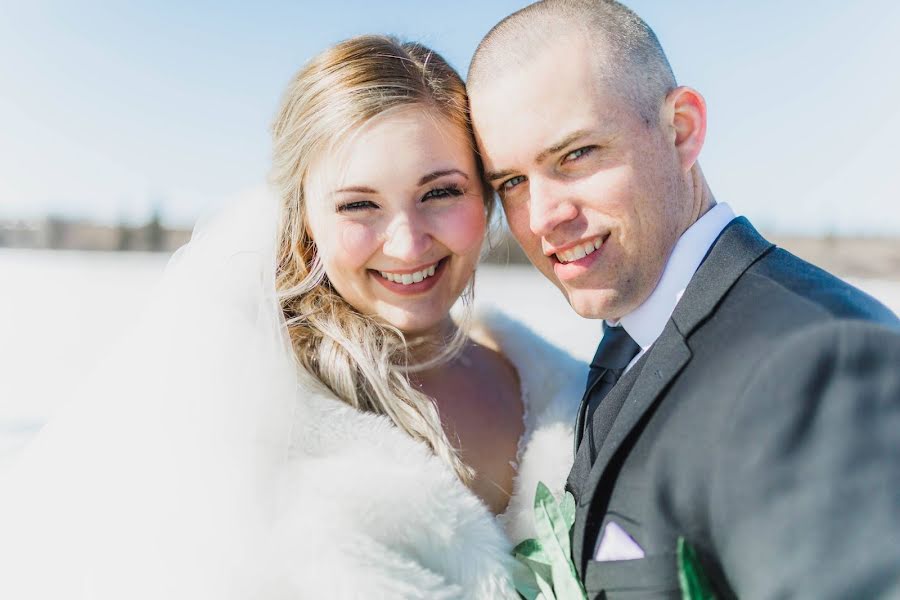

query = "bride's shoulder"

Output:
[[469, 307, 588, 420]]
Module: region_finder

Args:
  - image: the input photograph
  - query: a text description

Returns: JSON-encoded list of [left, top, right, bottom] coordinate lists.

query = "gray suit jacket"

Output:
[[567, 217, 900, 599]]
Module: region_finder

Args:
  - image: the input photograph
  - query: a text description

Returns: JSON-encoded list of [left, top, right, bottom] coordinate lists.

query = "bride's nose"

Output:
[[382, 213, 433, 262]]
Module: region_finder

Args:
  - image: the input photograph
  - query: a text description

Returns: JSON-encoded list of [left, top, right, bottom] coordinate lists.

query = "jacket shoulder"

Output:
[[740, 247, 898, 325], [708, 317, 900, 597]]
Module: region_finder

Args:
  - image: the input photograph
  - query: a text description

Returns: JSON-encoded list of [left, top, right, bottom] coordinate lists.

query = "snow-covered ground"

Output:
[[2, 248, 899, 466]]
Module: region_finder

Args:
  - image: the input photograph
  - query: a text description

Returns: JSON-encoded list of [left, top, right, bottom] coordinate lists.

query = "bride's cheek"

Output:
[[338, 222, 379, 269], [440, 200, 487, 255]]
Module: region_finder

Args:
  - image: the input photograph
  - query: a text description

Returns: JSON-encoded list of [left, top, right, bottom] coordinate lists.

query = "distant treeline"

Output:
[[2, 216, 897, 280], [0, 213, 191, 253]]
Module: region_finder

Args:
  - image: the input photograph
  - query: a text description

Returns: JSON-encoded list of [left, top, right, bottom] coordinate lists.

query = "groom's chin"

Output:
[[563, 287, 624, 321]]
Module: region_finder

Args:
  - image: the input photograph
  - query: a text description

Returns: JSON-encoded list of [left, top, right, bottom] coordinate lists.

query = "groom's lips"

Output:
[[551, 236, 608, 281]]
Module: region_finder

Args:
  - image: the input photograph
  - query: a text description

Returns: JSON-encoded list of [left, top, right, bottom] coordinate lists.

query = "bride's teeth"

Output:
[[378, 262, 440, 285]]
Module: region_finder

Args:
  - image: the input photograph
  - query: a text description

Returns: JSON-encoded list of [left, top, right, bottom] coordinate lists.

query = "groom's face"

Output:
[[470, 38, 689, 320]]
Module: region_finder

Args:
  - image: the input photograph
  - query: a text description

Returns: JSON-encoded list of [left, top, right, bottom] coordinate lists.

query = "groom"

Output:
[[468, 1, 900, 598]]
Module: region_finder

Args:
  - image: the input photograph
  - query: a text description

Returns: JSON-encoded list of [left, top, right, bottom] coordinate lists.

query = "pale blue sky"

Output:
[[1, 1, 898, 234]]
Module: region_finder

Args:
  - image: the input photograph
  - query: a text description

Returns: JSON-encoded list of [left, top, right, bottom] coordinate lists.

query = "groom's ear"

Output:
[[662, 86, 707, 172]]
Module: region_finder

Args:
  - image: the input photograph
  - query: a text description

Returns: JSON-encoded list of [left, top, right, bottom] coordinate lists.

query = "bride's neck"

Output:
[[404, 316, 469, 374]]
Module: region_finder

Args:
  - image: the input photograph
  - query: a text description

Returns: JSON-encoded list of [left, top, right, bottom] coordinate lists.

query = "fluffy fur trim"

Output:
[[274, 392, 519, 599], [274, 310, 587, 598]]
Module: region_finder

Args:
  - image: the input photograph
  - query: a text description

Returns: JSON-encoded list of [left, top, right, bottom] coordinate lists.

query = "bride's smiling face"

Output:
[[304, 106, 487, 335]]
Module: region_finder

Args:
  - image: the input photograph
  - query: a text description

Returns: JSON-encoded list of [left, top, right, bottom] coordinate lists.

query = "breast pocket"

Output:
[[584, 554, 680, 600]]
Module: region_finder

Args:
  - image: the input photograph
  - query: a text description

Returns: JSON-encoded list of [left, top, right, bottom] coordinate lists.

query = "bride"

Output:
[[0, 36, 586, 599]]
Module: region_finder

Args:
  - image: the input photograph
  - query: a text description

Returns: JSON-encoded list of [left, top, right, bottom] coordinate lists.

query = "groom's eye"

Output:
[[500, 175, 526, 193], [564, 146, 595, 162]]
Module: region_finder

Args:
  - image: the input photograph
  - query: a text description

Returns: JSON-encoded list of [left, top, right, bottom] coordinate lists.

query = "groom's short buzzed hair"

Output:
[[468, 0, 677, 125]]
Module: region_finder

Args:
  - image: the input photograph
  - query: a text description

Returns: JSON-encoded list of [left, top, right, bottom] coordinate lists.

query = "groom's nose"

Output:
[[528, 177, 578, 236]]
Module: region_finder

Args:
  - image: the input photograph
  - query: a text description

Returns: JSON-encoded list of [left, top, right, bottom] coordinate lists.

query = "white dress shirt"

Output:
[[615, 203, 736, 371]]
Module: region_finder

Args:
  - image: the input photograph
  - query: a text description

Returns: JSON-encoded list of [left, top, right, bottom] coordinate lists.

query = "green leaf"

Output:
[[533, 568, 556, 600], [509, 556, 545, 600], [532, 483, 587, 600], [514, 538, 551, 564], [677, 537, 716, 600], [560, 491, 576, 531], [533, 482, 572, 560], [514, 538, 553, 587]]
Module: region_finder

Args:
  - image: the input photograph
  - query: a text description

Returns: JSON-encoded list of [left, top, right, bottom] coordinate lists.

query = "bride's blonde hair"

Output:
[[271, 36, 491, 483]]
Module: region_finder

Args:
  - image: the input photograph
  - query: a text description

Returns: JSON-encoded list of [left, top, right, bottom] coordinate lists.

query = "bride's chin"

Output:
[[393, 317, 446, 338], [377, 307, 451, 339]]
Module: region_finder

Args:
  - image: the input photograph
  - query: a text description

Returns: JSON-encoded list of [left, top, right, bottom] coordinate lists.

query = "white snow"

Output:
[[1, 249, 898, 465]]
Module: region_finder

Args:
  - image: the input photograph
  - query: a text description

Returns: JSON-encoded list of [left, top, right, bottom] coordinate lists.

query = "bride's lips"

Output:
[[370, 257, 448, 295]]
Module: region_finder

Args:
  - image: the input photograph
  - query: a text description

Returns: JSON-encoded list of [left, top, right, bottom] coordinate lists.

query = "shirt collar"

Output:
[[614, 203, 736, 350]]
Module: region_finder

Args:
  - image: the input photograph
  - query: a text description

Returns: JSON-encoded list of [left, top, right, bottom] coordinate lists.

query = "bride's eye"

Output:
[[422, 185, 464, 201], [337, 200, 377, 212]]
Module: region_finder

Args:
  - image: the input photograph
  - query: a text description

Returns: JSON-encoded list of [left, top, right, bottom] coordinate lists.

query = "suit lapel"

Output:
[[568, 356, 640, 502], [571, 217, 774, 574], [581, 326, 690, 500]]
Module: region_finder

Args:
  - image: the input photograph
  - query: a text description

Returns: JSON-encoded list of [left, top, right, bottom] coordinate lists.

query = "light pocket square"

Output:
[[593, 521, 645, 561]]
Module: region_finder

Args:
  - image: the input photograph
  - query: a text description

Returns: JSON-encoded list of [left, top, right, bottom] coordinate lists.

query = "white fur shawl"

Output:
[[276, 309, 587, 599]]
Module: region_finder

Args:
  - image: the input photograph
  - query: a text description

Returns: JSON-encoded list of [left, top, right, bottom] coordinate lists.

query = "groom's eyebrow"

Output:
[[485, 129, 594, 183], [485, 168, 515, 183], [535, 129, 593, 164]]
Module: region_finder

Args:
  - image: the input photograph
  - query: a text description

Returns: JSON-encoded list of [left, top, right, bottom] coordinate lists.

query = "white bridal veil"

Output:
[[0, 191, 301, 599]]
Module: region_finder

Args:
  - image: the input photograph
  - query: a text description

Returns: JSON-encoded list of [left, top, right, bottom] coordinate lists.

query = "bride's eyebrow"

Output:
[[333, 170, 467, 195], [334, 185, 377, 195], [418, 169, 468, 186]]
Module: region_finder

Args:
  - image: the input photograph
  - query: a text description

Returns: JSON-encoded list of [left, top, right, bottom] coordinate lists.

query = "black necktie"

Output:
[[576, 324, 641, 462]]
